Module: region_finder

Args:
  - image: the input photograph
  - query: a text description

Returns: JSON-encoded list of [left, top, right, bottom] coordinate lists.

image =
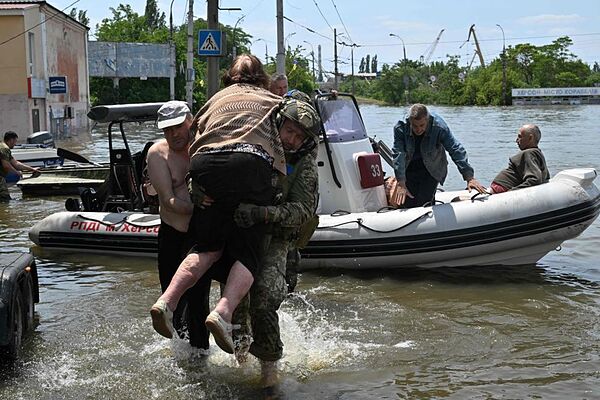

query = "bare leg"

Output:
[[160, 250, 221, 311], [151, 250, 222, 339], [214, 260, 254, 322], [205, 260, 254, 353]]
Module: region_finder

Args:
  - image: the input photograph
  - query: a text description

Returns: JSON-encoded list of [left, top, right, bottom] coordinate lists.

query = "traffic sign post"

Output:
[[198, 30, 223, 56]]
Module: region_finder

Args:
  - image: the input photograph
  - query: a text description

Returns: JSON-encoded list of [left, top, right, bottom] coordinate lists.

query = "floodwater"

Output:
[[1, 104, 599, 399]]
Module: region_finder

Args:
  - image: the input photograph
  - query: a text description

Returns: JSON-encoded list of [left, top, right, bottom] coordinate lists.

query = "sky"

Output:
[[50, 0, 600, 77]]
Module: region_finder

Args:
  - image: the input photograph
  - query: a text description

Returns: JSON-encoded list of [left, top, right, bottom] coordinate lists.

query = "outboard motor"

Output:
[[26, 131, 55, 148]]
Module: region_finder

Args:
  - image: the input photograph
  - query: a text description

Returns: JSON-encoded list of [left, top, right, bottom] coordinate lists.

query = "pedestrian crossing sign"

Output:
[[198, 30, 223, 56]]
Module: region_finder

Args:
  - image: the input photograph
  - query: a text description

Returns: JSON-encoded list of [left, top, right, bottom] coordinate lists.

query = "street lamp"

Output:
[[253, 38, 269, 65], [389, 33, 409, 104], [496, 24, 507, 106], [338, 34, 358, 94], [285, 32, 296, 48], [303, 40, 316, 81], [231, 15, 245, 60]]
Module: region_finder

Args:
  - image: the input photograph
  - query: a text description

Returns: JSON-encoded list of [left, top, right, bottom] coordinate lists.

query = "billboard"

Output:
[[88, 42, 171, 78], [512, 87, 600, 97]]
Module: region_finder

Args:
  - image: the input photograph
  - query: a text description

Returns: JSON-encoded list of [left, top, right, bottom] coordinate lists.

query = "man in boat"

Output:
[[269, 73, 288, 97], [490, 124, 550, 193], [1, 131, 41, 201], [390, 104, 486, 208], [146, 101, 209, 349], [150, 54, 287, 357]]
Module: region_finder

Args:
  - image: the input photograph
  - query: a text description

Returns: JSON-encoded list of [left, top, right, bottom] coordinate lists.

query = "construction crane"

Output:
[[460, 24, 485, 68], [420, 29, 445, 64]]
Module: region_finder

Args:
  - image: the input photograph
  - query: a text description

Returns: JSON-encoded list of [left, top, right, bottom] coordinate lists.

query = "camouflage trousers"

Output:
[[233, 237, 290, 361], [0, 177, 10, 201], [285, 248, 300, 293]]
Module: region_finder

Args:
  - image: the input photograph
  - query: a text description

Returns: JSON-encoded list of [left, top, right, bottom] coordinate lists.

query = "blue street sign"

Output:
[[49, 76, 67, 94], [198, 30, 222, 56]]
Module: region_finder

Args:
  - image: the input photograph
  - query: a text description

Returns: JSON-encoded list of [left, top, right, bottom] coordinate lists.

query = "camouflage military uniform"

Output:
[[0, 142, 13, 201], [234, 151, 319, 361]]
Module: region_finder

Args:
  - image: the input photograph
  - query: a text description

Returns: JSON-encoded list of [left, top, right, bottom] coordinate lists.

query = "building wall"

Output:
[[41, 3, 89, 133], [0, 14, 30, 134], [0, 3, 89, 136], [0, 15, 27, 93]]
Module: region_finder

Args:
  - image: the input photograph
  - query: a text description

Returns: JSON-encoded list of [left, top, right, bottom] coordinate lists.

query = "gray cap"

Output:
[[157, 101, 190, 129]]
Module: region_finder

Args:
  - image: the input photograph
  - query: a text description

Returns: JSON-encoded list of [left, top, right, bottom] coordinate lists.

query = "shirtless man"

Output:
[[147, 101, 209, 348]]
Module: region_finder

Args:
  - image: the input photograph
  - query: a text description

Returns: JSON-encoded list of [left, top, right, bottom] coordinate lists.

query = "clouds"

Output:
[[517, 14, 585, 26]]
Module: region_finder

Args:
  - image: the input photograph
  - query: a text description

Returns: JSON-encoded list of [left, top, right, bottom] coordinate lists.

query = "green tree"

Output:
[[144, 0, 165, 32], [359, 35, 594, 106], [265, 46, 316, 94], [95, 5, 151, 42], [69, 8, 90, 26]]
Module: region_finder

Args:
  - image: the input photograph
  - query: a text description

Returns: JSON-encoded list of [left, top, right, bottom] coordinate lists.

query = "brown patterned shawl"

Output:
[[189, 83, 286, 174]]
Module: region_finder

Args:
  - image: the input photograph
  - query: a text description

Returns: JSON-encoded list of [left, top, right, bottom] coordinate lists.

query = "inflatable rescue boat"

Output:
[[28, 97, 600, 269]]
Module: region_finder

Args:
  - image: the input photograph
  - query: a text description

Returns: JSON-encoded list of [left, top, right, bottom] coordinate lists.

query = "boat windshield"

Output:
[[317, 98, 367, 142]]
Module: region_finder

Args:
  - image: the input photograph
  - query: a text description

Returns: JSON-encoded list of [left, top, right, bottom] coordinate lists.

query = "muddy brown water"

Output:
[[1, 104, 599, 399]]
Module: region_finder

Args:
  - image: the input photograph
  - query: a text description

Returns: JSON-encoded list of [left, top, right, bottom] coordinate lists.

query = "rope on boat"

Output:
[[317, 210, 432, 233], [76, 214, 160, 228]]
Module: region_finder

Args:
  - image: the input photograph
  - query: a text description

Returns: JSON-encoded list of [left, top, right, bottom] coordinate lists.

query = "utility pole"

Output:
[[169, 0, 175, 100], [310, 50, 315, 81], [318, 44, 323, 82], [276, 0, 285, 74], [497, 24, 507, 106], [206, 0, 219, 100], [333, 28, 339, 90], [185, 0, 194, 109], [350, 45, 355, 94]]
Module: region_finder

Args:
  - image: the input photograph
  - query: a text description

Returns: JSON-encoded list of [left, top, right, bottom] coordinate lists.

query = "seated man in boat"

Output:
[[490, 124, 550, 193], [150, 54, 288, 355], [146, 100, 211, 350], [1, 131, 41, 201], [390, 104, 486, 208]]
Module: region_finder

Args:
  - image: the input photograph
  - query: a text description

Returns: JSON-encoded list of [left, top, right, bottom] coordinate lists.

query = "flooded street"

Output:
[[1, 104, 599, 399]]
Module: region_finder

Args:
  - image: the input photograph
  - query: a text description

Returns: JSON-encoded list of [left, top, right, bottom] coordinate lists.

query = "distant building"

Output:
[[512, 87, 600, 105], [0, 0, 89, 136], [342, 72, 378, 80]]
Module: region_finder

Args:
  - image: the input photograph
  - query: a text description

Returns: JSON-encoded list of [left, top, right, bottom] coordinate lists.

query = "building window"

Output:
[[28, 32, 35, 76]]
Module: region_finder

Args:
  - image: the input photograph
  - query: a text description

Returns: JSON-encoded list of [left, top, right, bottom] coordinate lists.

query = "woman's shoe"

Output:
[[150, 299, 174, 339], [205, 311, 235, 354]]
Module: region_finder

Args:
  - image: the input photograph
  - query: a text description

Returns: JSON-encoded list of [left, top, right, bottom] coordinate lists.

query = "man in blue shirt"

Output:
[[390, 104, 486, 207]]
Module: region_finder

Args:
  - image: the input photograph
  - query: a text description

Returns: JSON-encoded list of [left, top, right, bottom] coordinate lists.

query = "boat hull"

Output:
[[28, 169, 600, 269]]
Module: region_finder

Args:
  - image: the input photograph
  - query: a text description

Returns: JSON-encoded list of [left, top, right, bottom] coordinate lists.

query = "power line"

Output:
[[0, 0, 81, 47], [311, 0, 333, 31], [357, 32, 600, 48], [283, 15, 332, 41], [330, 0, 353, 44]]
